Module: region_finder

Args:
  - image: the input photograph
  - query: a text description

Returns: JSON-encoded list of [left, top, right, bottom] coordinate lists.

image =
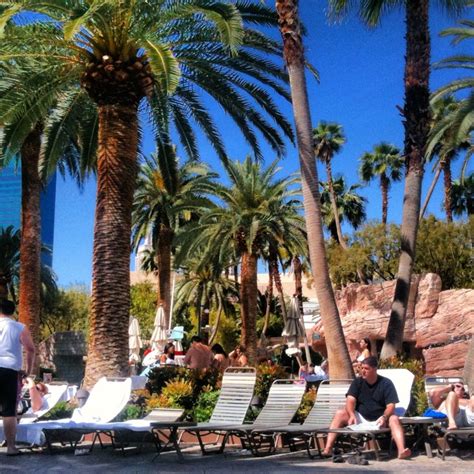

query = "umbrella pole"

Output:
[[299, 311, 312, 365], [168, 272, 176, 331]]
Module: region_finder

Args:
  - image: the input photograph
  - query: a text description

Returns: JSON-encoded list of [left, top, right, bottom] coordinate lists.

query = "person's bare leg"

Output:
[[3, 416, 19, 454], [322, 408, 350, 455], [388, 415, 411, 459], [444, 391, 460, 429]]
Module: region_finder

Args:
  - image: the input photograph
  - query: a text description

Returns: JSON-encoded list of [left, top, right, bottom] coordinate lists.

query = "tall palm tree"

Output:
[[329, 0, 468, 359], [176, 156, 304, 362], [421, 97, 471, 221], [1, 1, 294, 385], [320, 176, 367, 241], [313, 121, 347, 247], [275, 0, 353, 379], [0, 39, 97, 344], [451, 172, 474, 217], [132, 150, 217, 329], [359, 143, 403, 225]]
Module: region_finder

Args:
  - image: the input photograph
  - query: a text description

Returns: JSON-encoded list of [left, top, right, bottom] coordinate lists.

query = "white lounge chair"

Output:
[[0, 382, 68, 445], [150, 367, 257, 458], [251, 379, 352, 458], [180, 378, 306, 456], [15, 377, 132, 449], [325, 368, 415, 460]]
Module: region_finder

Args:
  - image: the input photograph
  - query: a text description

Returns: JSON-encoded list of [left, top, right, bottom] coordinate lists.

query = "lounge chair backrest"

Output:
[[71, 377, 132, 423], [424, 376, 464, 408], [303, 379, 352, 428], [20, 383, 68, 421], [209, 367, 257, 425], [254, 379, 306, 425], [378, 368, 414, 416], [143, 408, 184, 422]]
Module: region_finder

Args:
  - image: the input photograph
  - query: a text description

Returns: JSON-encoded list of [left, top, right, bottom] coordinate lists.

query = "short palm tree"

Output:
[[0, 225, 56, 305], [320, 176, 367, 241], [313, 121, 347, 247], [422, 97, 471, 221], [430, 10, 474, 173], [174, 254, 238, 345], [275, 0, 353, 379], [0, 0, 294, 385], [451, 173, 474, 217], [176, 156, 303, 362], [328, 0, 468, 359], [359, 143, 403, 225], [132, 149, 217, 329]]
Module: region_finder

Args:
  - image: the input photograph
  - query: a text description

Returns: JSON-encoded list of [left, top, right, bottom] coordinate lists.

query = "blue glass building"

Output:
[[0, 161, 56, 267]]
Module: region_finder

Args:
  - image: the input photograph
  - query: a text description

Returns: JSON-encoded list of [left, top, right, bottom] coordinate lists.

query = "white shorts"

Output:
[[440, 404, 474, 427]]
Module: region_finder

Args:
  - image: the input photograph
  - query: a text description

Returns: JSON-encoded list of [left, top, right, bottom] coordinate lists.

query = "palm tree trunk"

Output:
[[442, 156, 453, 222], [381, 0, 430, 359], [209, 301, 223, 346], [293, 255, 303, 312], [381, 173, 389, 225], [270, 255, 287, 323], [156, 226, 174, 328], [464, 337, 474, 394], [18, 123, 43, 346], [326, 160, 347, 248], [240, 251, 258, 363], [420, 162, 442, 219], [276, 0, 353, 379], [260, 265, 273, 345], [84, 104, 138, 388]]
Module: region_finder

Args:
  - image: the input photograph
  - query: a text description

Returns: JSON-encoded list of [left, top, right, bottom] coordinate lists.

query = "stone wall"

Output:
[[38, 331, 87, 384], [310, 274, 473, 375]]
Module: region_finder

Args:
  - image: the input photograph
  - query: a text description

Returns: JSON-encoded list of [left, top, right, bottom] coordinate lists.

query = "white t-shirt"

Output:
[[0, 316, 24, 371]]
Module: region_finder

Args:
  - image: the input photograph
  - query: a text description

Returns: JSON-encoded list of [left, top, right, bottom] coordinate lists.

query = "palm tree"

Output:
[[313, 121, 347, 247], [274, 0, 354, 379], [328, 0, 468, 359], [132, 150, 217, 329], [0, 225, 56, 305], [451, 173, 474, 217], [177, 156, 304, 362], [0, 39, 97, 344], [174, 255, 238, 345], [421, 97, 471, 221], [0, 226, 21, 302], [429, 10, 474, 176], [1, 1, 294, 385], [359, 143, 403, 225], [320, 176, 367, 241]]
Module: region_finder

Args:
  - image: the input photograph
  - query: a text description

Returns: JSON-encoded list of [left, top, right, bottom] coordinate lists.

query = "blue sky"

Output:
[[53, 1, 473, 287]]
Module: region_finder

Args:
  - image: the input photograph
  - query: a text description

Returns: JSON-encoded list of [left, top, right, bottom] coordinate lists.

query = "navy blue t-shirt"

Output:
[[347, 375, 399, 421]]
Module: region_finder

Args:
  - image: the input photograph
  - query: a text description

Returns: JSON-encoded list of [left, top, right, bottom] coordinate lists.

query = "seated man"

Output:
[[430, 382, 474, 430], [322, 356, 411, 459]]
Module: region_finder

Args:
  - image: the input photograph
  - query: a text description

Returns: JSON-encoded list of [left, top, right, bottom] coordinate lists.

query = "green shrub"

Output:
[[194, 390, 220, 422], [146, 366, 187, 395], [295, 387, 317, 423], [161, 378, 194, 410], [254, 363, 289, 403], [114, 403, 144, 422], [379, 355, 427, 416], [39, 401, 74, 420]]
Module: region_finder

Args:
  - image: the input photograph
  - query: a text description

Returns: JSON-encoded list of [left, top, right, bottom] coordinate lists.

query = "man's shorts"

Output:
[[440, 402, 474, 427], [0, 367, 19, 417]]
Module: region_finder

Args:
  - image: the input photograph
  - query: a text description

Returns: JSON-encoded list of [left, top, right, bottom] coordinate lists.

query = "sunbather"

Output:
[[430, 383, 474, 430], [322, 356, 411, 460]]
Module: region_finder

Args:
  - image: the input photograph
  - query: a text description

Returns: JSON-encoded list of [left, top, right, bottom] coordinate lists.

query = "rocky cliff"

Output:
[[310, 273, 473, 375]]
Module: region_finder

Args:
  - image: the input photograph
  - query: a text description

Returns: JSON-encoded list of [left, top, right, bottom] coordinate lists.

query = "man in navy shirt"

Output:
[[322, 356, 411, 459]]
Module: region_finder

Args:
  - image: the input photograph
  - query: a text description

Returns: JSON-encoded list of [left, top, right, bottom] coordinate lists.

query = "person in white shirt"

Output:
[[0, 300, 35, 456]]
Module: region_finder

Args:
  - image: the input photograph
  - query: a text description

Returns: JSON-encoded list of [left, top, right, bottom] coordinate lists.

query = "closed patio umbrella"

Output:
[[282, 297, 311, 363], [128, 315, 143, 360], [150, 305, 168, 351]]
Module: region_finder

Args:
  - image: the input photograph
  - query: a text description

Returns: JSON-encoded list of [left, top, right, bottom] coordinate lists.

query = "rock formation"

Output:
[[310, 274, 473, 376]]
